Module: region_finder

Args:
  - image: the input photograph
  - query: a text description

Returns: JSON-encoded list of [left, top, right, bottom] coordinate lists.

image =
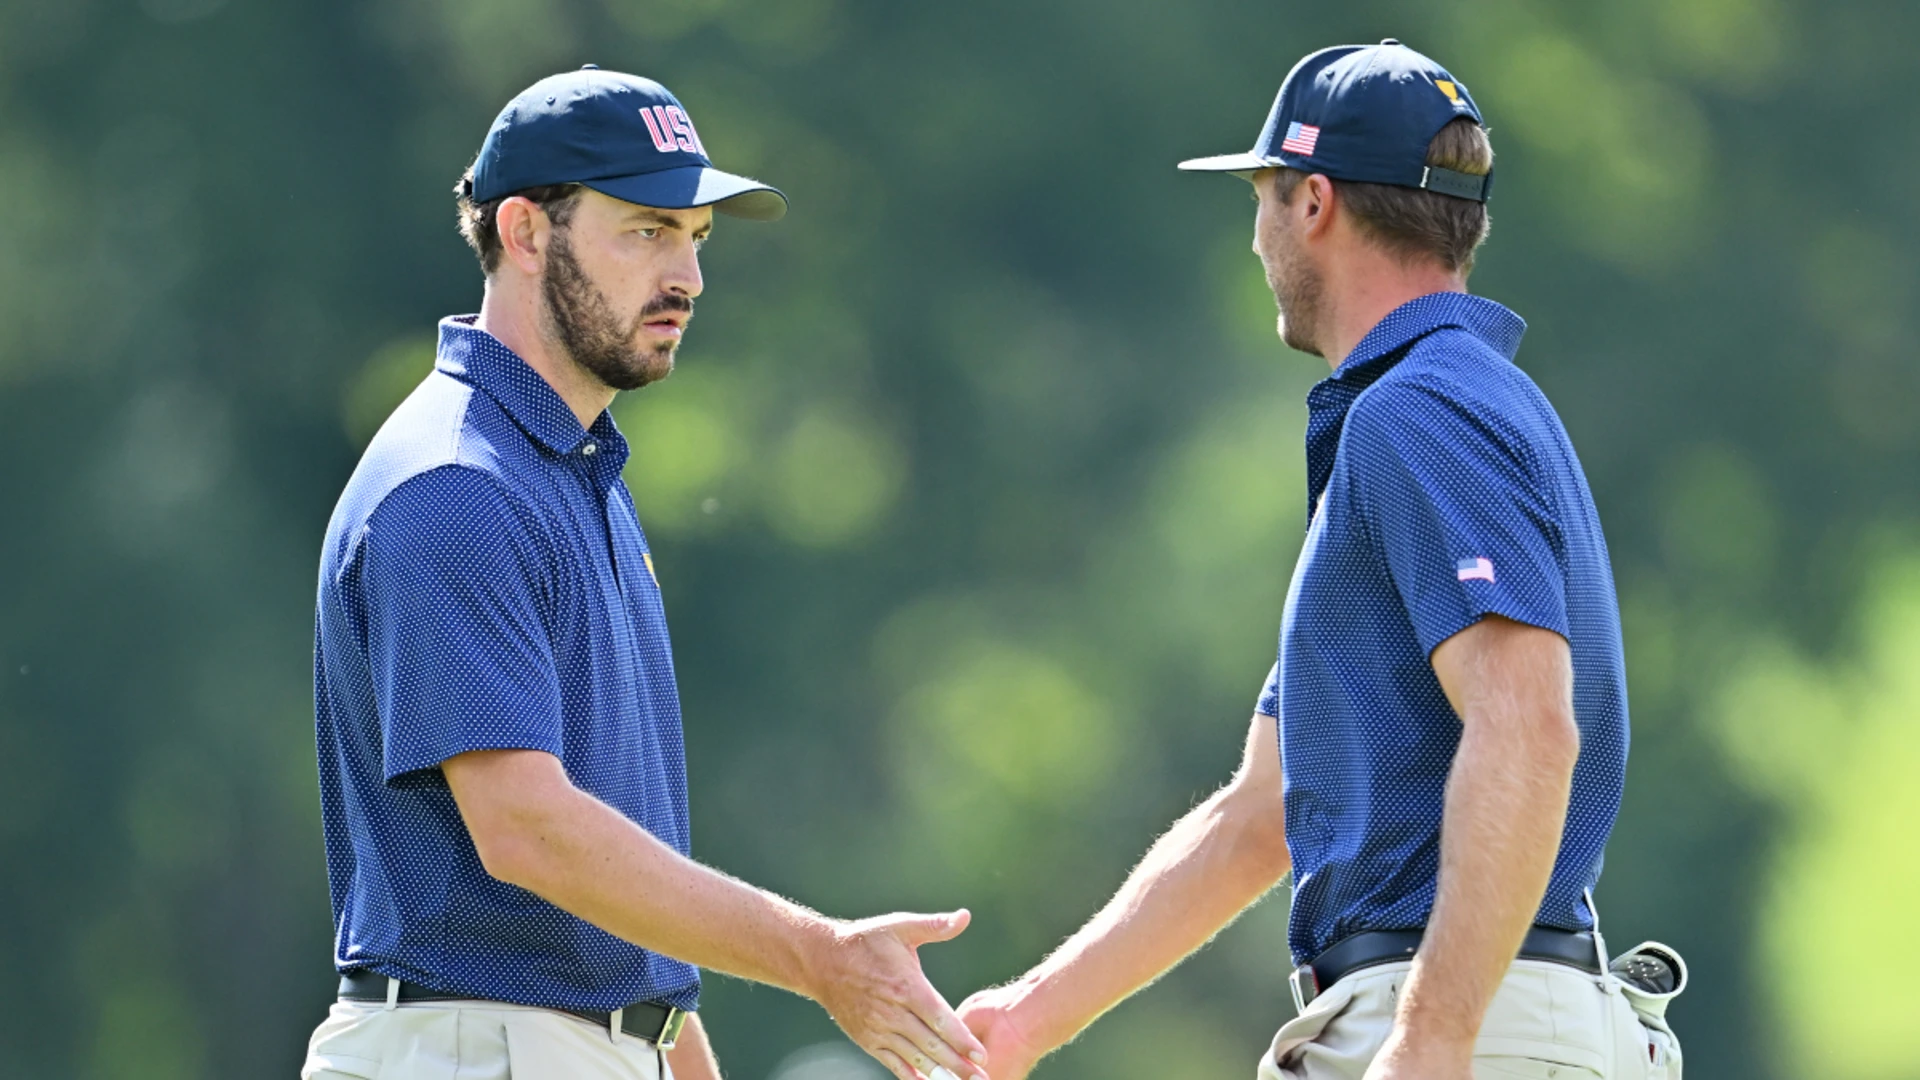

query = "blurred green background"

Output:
[[3, 0, 1917, 1077]]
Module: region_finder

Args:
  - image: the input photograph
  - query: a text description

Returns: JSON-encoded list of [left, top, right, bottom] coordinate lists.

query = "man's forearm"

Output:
[[1007, 773, 1290, 1048], [447, 748, 990, 1080], [479, 775, 830, 996]]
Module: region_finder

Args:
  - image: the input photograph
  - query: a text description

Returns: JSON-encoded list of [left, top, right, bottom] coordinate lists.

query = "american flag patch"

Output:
[[1279, 121, 1321, 156], [1456, 557, 1496, 583]]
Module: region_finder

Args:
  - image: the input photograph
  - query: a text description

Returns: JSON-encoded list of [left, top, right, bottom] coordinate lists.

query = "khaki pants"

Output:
[[1257, 958, 1682, 1080], [301, 999, 672, 1080]]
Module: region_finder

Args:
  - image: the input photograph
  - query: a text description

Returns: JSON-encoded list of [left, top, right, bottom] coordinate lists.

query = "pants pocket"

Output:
[[1267, 976, 1367, 1071], [1624, 1008, 1682, 1080], [301, 1003, 383, 1080], [1473, 1057, 1604, 1080], [298, 1002, 463, 1080], [1612, 941, 1687, 1080], [304, 1065, 381, 1080]]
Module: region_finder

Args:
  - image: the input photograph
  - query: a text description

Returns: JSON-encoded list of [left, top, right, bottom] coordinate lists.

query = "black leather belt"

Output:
[[338, 972, 687, 1049], [1290, 927, 1604, 1011]]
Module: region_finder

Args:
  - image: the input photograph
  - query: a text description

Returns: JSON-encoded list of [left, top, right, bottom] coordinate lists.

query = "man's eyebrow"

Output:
[[623, 208, 705, 230]]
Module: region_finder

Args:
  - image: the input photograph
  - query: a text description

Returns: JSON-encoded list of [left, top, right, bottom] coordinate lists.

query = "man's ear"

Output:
[[494, 197, 550, 276], [1299, 174, 1337, 240]]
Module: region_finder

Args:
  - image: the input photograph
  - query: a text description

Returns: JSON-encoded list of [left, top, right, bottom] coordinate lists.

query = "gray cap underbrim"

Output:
[[584, 164, 788, 221]]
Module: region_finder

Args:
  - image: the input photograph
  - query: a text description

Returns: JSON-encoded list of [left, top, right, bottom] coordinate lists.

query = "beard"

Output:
[[1264, 220, 1326, 358], [541, 231, 691, 392]]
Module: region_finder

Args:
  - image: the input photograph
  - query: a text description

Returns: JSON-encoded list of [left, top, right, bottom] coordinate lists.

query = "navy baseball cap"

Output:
[[1179, 40, 1491, 202], [468, 66, 786, 221]]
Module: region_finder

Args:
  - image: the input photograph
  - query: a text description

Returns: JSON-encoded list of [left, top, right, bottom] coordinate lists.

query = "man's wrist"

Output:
[[1390, 969, 1482, 1052], [997, 968, 1077, 1054], [784, 907, 844, 1001]]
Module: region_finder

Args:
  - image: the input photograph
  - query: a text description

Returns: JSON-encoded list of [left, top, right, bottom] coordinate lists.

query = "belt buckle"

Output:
[[656, 1007, 686, 1050], [1289, 964, 1319, 1014]]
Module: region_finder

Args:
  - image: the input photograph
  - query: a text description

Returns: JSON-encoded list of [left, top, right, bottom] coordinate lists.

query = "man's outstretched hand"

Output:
[[956, 984, 1048, 1080], [809, 910, 991, 1080]]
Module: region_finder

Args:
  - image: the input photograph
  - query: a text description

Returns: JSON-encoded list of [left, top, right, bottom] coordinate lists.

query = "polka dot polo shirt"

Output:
[[314, 316, 700, 1011], [1255, 292, 1629, 965]]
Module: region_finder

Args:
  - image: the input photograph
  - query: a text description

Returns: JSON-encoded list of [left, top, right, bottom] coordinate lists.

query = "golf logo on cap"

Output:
[[640, 105, 707, 157], [1434, 80, 1461, 104]]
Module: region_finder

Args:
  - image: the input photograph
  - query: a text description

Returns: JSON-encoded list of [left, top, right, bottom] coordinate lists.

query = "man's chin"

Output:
[[1278, 316, 1323, 358], [597, 346, 676, 392], [638, 347, 676, 386]]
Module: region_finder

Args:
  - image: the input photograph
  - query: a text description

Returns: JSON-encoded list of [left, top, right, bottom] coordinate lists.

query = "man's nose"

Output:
[[663, 241, 704, 299]]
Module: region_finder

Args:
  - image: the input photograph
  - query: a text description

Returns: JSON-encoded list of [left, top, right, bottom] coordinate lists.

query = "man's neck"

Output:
[[1320, 253, 1468, 370], [474, 280, 616, 430]]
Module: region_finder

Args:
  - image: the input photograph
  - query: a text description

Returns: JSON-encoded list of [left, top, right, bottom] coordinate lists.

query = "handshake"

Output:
[[793, 907, 1063, 1080], [792, 710, 1293, 1080]]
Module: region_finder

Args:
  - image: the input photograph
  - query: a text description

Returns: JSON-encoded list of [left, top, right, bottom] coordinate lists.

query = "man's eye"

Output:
[[638, 227, 660, 239], [693, 235, 709, 249]]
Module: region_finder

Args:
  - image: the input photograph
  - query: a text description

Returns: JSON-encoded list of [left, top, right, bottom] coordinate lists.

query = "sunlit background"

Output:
[[2, 0, 1916, 1077]]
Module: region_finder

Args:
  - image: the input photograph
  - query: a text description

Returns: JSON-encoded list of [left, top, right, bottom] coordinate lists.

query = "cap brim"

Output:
[[585, 165, 788, 222], [1176, 151, 1275, 178]]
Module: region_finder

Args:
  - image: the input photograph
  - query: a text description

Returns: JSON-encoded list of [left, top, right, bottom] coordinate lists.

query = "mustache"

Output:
[[640, 293, 694, 320]]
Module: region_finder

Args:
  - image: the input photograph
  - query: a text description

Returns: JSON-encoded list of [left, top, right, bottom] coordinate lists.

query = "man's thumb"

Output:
[[899, 908, 970, 946]]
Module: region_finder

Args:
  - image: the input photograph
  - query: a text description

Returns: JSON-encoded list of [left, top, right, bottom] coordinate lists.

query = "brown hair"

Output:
[[1272, 117, 1494, 273], [454, 167, 584, 274]]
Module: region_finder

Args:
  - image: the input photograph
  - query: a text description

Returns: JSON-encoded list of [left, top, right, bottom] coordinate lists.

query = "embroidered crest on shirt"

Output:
[[1456, 557, 1496, 583]]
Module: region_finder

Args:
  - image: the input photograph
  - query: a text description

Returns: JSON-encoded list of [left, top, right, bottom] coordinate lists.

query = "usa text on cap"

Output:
[[471, 67, 786, 221]]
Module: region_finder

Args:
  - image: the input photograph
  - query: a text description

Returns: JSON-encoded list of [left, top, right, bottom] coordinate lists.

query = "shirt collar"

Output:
[[1330, 291, 1527, 382], [1299, 292, 1525, 521], [434, 315, 624, 461]]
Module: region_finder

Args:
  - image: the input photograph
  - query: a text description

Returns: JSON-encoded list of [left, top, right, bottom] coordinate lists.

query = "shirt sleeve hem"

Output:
[[384, 731, 566, 785], [1417, 598, 1570, 659], [1254, 661, 1282, 718]]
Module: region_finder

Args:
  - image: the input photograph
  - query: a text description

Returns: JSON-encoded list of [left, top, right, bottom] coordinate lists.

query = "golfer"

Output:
[[303, 68, 989, 1080], [957, 41, 1682, 1079]]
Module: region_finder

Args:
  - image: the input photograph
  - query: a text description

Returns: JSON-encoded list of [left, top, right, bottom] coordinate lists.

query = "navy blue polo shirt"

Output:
[[1255, 292, 1628, 964], [313, 316, 700, 1011]]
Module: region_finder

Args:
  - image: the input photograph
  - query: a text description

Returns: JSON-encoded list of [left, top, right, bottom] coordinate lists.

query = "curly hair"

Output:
[[453, 166, 585, 274]]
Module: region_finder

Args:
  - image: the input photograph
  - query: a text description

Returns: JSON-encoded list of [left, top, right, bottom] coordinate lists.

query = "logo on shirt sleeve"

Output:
[[1456, 557, 1496, 583], [642, 552, 658, 586]]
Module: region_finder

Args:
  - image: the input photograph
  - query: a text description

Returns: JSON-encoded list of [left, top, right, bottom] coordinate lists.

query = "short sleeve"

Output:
[[1255, 661, 1281, 718], [1344, 380, 1567, 655], [359, 466, 564, 782]]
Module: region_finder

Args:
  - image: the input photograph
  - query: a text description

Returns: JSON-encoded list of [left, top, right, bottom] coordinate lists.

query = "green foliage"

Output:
[[1715, 558, 1920, 1080], [1, 0, 1916, 1077]]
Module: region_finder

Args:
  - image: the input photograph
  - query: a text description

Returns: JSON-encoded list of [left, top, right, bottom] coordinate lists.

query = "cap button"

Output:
[[580, 63, 599, 70], [1380, 38, 1400, 45]]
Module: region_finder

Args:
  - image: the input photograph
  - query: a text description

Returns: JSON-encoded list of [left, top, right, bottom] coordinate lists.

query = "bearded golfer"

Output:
[[303, 67, 990, 1080], [957, 40, 1683, 1079]]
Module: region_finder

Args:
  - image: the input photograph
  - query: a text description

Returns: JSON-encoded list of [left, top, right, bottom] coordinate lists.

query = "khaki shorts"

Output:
[[1257, 956, 1683, 1080], [301, 998, 672, 1080]]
